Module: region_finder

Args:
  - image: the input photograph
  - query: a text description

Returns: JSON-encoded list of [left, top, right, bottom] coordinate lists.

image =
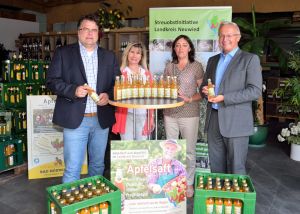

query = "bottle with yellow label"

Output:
[[99, 202, 109, 214], [207, 78, 215, 99], [121, 75, 127, 100], [144, 76, 151, 98], [80, 207, 90, 214], [132, 75, 139, 99], [90, 204, 99, 214], [114, 76, 121, 101], [164, 76, 171, 99], [138, 75, 145, 99], [224, 187, 233, 214], [126, 75, 132, 99], [158, 75, 164, 98], [84, 84, 100, 103], [205, 184, 214, 214], [151, 75, 158, 98], [171, 76, 178, 99]]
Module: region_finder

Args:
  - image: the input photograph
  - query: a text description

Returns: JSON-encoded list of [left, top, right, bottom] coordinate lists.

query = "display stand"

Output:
[[109, 98, 184, 140]]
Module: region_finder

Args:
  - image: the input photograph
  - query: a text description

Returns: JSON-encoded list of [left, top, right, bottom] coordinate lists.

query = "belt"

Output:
[[84, 112, 97, 117]]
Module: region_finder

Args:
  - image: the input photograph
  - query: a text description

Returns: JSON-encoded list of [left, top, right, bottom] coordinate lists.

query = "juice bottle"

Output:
[[151, 75, 158, 98], [158, 75, 164, 98], [144, 76, 152, 98], [90, 204, 99, 214], [171, 76, 178, 99], [84, 84, 100, 103], [233, 199, 243, 214], [164, 76, 171, 98], [99, 202, 109, 214], [207, 78, 215, 99]]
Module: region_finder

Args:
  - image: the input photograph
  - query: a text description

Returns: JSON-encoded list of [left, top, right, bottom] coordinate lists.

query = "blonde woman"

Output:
[[112, 42, 154, 140]]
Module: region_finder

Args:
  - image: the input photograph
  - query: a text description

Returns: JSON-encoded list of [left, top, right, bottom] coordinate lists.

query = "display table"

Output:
[[109, 98, 184, 139]]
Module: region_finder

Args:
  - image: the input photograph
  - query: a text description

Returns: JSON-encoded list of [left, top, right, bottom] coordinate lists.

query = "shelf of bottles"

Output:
[[114, 74, 178, 101], [18, 32, 78, 62], [47, 175, 121, 214], [19, 34, 43, 61]]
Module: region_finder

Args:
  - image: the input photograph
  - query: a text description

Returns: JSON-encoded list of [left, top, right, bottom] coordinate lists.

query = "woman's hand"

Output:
[[178, 94, 192, 103]]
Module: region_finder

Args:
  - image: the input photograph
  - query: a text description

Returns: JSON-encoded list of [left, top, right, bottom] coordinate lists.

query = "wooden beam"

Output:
[[0, 11, 36, 22], [0, 0, 46, 13]]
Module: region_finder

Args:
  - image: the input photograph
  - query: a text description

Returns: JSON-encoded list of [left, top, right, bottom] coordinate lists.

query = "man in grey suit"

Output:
[[46, 14, 120, 183], [200, 21, 262, 174]]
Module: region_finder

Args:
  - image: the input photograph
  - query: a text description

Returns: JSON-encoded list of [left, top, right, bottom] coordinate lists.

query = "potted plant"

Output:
[[277, 122, 300, 161], [233, 4, 290, 68], [274, 37, 300, 160], [249, 86, 269, 147], [95, 0, 132, 31], [273, 36, 300, 120]]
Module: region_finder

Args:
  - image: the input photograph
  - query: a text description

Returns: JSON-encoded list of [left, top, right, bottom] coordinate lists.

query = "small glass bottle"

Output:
[[207, 78, 215, 99], [84, 84, 100, 103], [158, 75, 164, 98], [171, 76, 178, 99], [90, 204, 99, 214], [144, 76, 152, 98], [99, 202, 109, 214], [215, 197, 223, 214], [151, 75, 158, 98], [233, 198, 243, 214]]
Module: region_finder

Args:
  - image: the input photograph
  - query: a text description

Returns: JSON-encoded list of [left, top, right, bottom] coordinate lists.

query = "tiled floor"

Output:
[[0, 121, 300, 214]]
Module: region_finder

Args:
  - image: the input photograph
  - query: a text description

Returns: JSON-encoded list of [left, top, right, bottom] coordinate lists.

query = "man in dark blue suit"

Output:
[[46, 14, 120, 183]]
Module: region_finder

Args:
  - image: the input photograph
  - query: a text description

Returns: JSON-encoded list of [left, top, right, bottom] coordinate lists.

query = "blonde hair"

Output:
[[120, 42, 148, 71]]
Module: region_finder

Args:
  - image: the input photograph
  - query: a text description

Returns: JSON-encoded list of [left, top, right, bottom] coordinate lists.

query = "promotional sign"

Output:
[[111, 139, 187, 214], [149, 7, 232, 172], [27, 95, 87, 179], [149, 6, 232, 74]]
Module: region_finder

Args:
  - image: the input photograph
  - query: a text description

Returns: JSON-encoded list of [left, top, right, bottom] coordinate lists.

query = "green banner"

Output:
[[149, 7, 232, 75], [150, 7, 232, 40]]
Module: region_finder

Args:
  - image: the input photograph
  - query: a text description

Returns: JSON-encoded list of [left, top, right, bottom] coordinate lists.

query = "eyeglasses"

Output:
[[219, 34, 240, 39], [79, 27, 99, 34]]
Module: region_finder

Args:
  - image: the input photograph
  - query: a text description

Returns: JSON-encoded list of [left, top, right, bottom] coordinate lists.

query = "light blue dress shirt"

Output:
[[212, 47, 239, 109]]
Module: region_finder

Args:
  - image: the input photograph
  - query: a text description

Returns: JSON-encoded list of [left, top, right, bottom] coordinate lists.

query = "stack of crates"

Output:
[[194, 172, 256, 214], [0, 55, 52, 172], [47, 175, 121, 214]]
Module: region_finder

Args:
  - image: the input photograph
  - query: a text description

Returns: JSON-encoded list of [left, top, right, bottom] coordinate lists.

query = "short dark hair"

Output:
[[171, 35, 195, 63], [77, 14, 99, 29]]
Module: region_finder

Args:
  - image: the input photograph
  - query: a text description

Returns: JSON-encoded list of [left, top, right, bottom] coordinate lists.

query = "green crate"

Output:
[[14, 133, 27, 161], [1, 60, 29, 83], [0, 111, 12, 136], [47, 175, 121, 214], [194, 172, 256, 214], [28, 60, 43, 82], [10, 108, 27, 134], [0, 83, 26, 108], [0, 136, 24, 171]]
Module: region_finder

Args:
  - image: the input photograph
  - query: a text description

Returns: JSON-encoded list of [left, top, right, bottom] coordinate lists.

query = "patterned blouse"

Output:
[[163, 60, 204, 118]]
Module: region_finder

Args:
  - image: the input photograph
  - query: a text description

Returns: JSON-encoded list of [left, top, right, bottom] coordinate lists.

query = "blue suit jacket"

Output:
[[200, 49, 262, 138], [46, 43, 120, 129]]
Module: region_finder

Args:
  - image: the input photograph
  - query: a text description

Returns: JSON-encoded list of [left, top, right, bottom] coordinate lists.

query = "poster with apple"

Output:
[[111, 139, 187, 214]]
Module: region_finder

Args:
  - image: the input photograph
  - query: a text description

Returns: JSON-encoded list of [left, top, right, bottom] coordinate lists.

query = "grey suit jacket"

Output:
[[200, 49, 262, 138]]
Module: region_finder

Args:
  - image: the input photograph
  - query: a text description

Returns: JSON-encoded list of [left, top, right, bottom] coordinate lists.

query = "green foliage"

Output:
[[96, 0, 132, 29], [273, 37, 300, 120], [233, 4, 290, 70]]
